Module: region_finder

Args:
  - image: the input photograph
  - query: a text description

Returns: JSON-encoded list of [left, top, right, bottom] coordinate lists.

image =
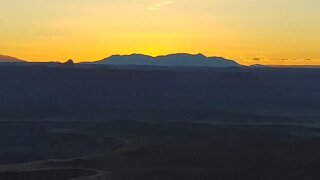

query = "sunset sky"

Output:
[[1, 0, 319, 65]]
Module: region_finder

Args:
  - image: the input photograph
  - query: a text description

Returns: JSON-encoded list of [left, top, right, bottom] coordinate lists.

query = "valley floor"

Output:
[[1, 112, 320, 180]]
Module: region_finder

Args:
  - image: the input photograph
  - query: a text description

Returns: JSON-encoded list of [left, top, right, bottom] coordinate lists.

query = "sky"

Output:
[[0, 0, 319, 65]]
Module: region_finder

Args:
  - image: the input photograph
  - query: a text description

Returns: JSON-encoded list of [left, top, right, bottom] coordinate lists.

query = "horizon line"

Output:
[[2, 53, 320, 66]]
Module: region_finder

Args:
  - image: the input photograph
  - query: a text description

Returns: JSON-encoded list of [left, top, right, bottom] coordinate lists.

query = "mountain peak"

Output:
[[157, 53, 205, 58], [95, 53, 240, 67], [61, 59, 75, 67], [64, 59, 75, 64]]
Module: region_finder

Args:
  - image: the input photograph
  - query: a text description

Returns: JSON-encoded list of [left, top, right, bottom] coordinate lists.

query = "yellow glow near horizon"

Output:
[[1, 0, 320, 65]]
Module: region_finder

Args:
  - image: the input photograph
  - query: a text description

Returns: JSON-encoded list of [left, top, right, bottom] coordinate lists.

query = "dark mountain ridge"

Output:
[[93, 53, 240, 67], [0, 55, 26, 63]]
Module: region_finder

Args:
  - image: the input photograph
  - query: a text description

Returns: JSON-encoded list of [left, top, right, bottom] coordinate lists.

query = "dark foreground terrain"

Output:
[[1, 65, 320, 179], [0, 121, 125, 165], [1, 113, 320, 180], [0, 169, 97, 180]]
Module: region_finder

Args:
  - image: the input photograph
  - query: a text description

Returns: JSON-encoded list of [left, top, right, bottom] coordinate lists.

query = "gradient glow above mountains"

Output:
[[1, 0, 319, 65]]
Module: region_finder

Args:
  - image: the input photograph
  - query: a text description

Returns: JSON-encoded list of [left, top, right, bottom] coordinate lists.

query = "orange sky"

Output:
[[1, 0, 319, 65]]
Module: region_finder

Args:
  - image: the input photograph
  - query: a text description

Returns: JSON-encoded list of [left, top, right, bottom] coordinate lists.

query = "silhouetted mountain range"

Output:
[[0, 53, 240, 67], [93, 53, 240, 67], [0, 55, 25, 63]]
